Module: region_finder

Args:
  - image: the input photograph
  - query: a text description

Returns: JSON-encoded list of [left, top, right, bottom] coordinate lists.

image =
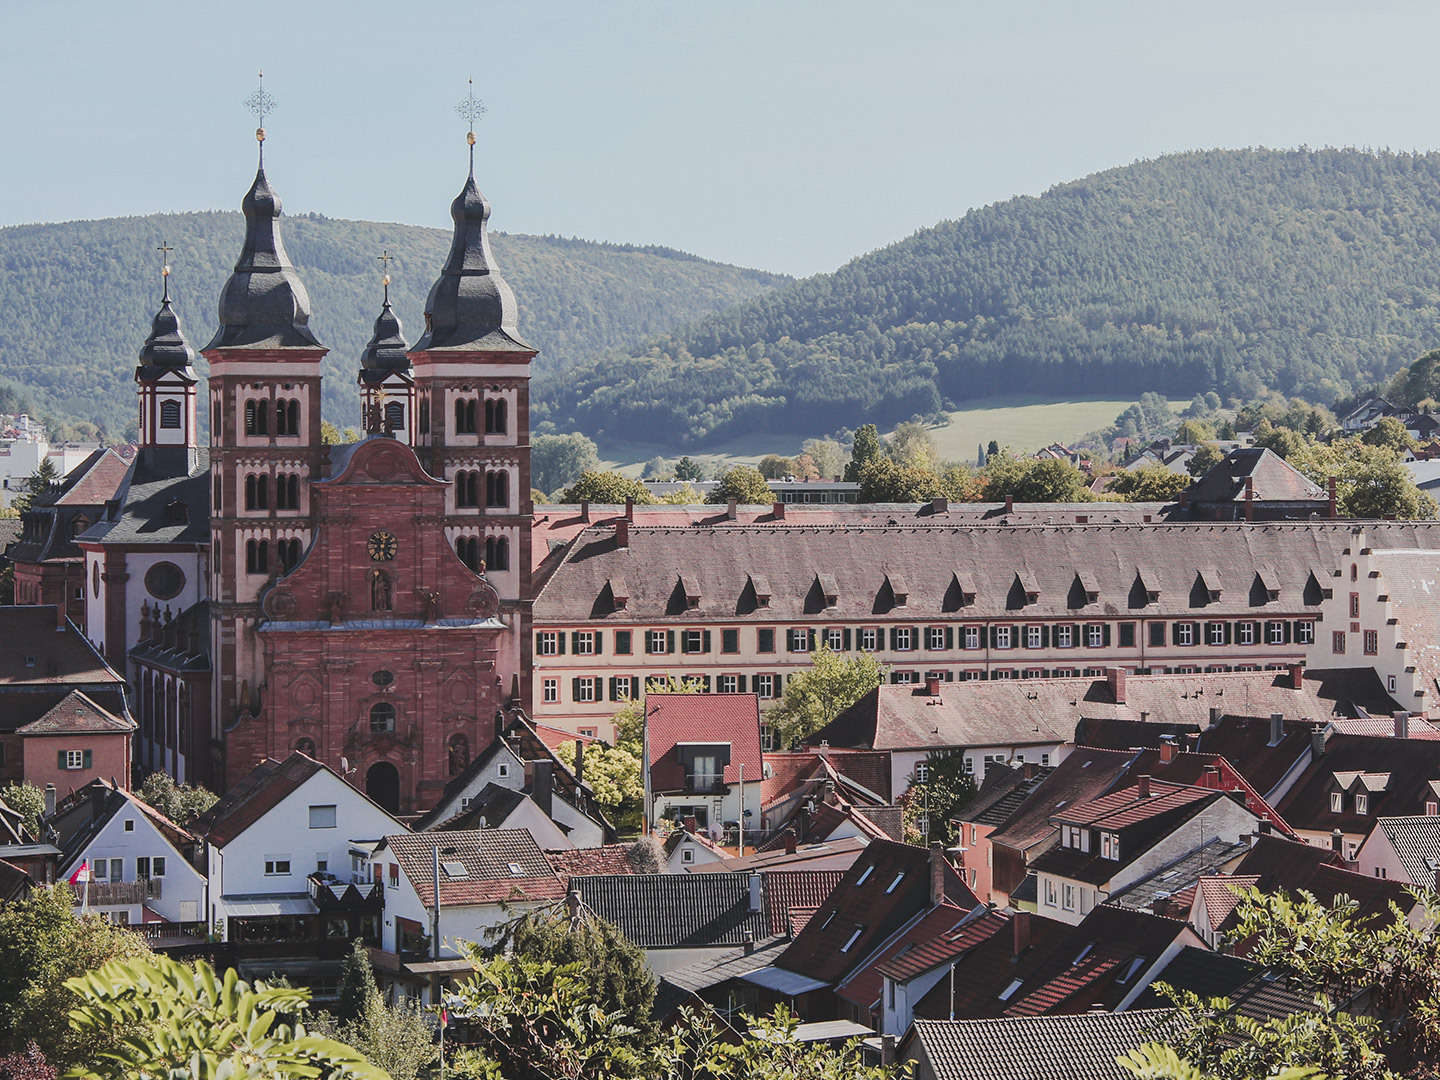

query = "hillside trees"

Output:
[[533, 433, 601, 495], [1106, 465, 1191, 502], [135, 773, 216, 828]]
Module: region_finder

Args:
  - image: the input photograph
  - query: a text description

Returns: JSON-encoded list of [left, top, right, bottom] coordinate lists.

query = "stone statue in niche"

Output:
[[418, 588, 440, 623], [325, 591, 347, 624], [370, 568, 393, 612]]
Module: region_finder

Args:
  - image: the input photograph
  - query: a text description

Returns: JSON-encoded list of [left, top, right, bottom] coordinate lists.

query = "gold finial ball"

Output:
[[383, 274, 391, 287], [162, 265, 171, 277], [256, 127, 266, 143], [467, 130, 476, 147]]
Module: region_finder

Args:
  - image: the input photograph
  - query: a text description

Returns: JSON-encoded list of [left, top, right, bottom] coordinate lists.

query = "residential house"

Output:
[[423, 783, 571, 850], [544, 841, 657, 883], [528, 519, 1440, 734], [1355, 815, 1440, 887], [50, 778, 205, 930], [644, 693, 764, 835], [1341, 396, 1406, 433], [949, 762, 1054, 900], [656, 935, 792, 1024], [0, 605, 131, 790], [1183, 447, 1331, 520], [1030, 778, 1260, 926], [899, 1010, 1176, 1080], [661, 824, 731, 871]]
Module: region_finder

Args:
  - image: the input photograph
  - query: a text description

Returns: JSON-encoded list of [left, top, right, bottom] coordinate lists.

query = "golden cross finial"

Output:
[[245, 69, 277, 161], [455, 77, 487, 177], [157, 240, 173, 302], [377, 250, 394, 304]]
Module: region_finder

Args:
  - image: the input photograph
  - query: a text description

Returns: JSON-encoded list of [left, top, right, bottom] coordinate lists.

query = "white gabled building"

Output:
[[191, 751, 404, 941]]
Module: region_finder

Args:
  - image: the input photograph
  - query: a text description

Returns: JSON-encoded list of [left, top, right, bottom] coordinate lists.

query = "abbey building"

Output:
[[61, 146, 533, 814]]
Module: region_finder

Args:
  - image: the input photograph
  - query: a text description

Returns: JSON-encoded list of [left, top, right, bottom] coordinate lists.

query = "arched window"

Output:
[[456, 535, 480, 571], [273, 398, 301, 437], [278, 538, 302, 572], [484, 398, 508, 435], [177, 684, 189, 754], [246, 539, 269, 574], [213, 474, 222, 510], [456, 470, 480, 508], [295, 737, 316, 757], [288, 399, 300, 435], [275, 474, 300, 510], [385, 401, 405, 431], [159, 400, 182, 429], [369, 702, 396, 734], [212, 401, 221, 436], [244, 399, 269, 436], [485, 536, 509, 572], [454, 398, 477, 435], [447, 734, 470, 777], [244, 474, 269, 511], [419, 399, 430, 435], [486, 470, 509, 508]]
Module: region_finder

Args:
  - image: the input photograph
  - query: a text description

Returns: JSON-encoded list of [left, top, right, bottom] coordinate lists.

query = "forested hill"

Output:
[[534, 149, 1440, 446], [0, 212, 785, 438]]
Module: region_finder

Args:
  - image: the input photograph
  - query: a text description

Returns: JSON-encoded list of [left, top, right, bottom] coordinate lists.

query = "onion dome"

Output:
[[411, 171, 532, 353], [203, 166, 322, 350], [135, 290, 197, 380], [359, 295, 411, 384]]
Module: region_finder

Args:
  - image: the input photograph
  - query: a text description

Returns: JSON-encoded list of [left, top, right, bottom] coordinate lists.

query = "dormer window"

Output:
[[885, 573, 909, 607], [1355, 793, 1368, 815], [1100, 832, 1119, 860], [1330, 792, 1343, 813]]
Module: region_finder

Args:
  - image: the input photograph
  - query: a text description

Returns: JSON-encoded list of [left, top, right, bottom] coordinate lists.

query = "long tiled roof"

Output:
[[545, 843, 649, 882], [534, 520, 1440, 623], [838, 902, 980, 1012], [687, 835, 870, 874], [1277, 734, 1440, 833], [906, 1011, 1175, 1080], [762, 869, 844, 936], [383, 829, 565, 907], [985, 747, 1138, 852], [874, 907, 1009, 983], [1188, 447, 1327, 504], [1371, 549, 1440, 707], [570, 872, 768, 947], [1371, 815, 1440, 886]]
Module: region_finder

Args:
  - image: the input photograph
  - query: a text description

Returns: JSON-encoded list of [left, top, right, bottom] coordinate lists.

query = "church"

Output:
[[69, 127, 535, 814]]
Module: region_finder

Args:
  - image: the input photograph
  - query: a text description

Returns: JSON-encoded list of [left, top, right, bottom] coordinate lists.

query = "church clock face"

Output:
[[367, 530, 398, 562]]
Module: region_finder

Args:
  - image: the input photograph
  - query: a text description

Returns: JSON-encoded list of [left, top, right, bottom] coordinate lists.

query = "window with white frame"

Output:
[[924, 627, 943, 650], [308, 805, 337, 829], [1330, 791, 1343, 813], [1026, 625, 1042, 649], [964, 626, 981, 650], [1355, 793, 1368, 814], [537, 632, 560, 656], [788, 628, 811, 653], [1176, 623, 1194, 646], [894, 626, 915, 651], [755, 674, 776, 699], [573, 631, 597, 656], [915, 762, 929, 783], [542, 678, 558, 704], [575, 678, 599, 703], [1086, 624, 1104, 648], [995, 626, 1012, 649], [64, 749, 85, 770], [761, 725, 779, 752], [1043, 878, 1057, 907], [1100, 832, 1119, 860], [860, 628, 879, 651], [1063, 883, 1076, 910], [1267, 621, 1285, 644], [1241, 622, 1259, 645], [893, 670, 917, 684], [719, 674, 739, 693], [683, 629, 706, 653], [647, 630, 670, 654], [264, 858, 291, 876], [1056, 625, 1074, 648], [825, 627, 844, 650], [1208, 623, 1226, 646], [1296, 622, 1315, 645]]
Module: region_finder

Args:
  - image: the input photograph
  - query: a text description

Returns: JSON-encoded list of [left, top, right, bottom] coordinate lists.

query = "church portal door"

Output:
[[365, 761, 401, 813]]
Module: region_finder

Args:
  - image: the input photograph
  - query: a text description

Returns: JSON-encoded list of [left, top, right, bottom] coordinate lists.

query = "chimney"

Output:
[[1311, 726, 1328, 760], [1179, 488, 1191, 510], [1108, 667, 1127, 705], [726, 499, 738, 520], [1004, 495, 1014, 514], [43, 783, 55, 821], [1244, 476, 1255, 522], [54, 603, 67, 632], [574, 740, 585, 785], [615, 519, 629, 549], [772, 501, 786, 520], [748, 872, 764, 913], [1258, 818, 1272, 835], [624, 496, 634, 521], [1203, 765, 1222, 788], [531, 760, 553, 818], [1288, 663, 1304, 691], [1395, 711, 1411, 740], [1208, 706, 1221, 728], [925, 675, 942, 697], [930, 496, 948, 514], [1012, 909, 1032, 957], [782, 829, 797, 854], [929, 841, 946, 906], [1269, 713, 1284, 746], [1327, 476, 1338, 519], [881, 1034, 896, 1067], [1137, 774, 1152, 798], [743, 933, 755, 955], [1330, 828, 1344, 854], [580, 499, 590, 522], [1159, 735, 1176, 764]]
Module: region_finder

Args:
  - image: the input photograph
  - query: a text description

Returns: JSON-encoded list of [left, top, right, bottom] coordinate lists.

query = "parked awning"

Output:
[[739, 965, 829, 995], [222, 896, 316, 918]]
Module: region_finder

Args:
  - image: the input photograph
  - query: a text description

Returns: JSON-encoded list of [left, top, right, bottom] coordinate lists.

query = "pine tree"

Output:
[[335, 939, 374, 1025], [843, 424, 882, 482]]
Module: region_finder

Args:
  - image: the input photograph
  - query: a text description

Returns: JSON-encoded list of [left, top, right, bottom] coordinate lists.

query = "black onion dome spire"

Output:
[[136, 292, 197, 379], [411, 172, 532, 352], [203, 165, 322, 351], [359, 296, 411, 382]]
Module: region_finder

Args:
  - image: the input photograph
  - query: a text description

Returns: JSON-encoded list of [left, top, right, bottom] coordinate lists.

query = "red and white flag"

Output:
[[68, 860, 90, 885]]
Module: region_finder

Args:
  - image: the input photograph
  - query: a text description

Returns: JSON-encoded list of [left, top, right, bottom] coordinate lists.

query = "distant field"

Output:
[[592, 395, 1151, 476]]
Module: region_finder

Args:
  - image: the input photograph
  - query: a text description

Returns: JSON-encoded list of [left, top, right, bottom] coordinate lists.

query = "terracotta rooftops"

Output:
[[17, 689, 133, 734], [381, 829, 565, 908], [0, 607, 123, 686], [903, 1010, 1176, 1080], [1052, 778, 1218, 829], [1188, 447, 1327, 504], [645, 693, 763, 791]]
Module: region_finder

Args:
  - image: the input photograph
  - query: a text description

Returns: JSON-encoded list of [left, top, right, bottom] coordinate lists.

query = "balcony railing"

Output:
[[685, 772, 727, 794], [138, 921, 206, 947], [85, 879, 162, 906], [307, 872, 382, 909]]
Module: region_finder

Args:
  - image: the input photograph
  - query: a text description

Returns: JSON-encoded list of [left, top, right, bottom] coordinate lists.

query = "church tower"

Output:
[[205, 118, 327, 783], [357, 259, 415, 441], [409, 110, 535, 706], [135, 251, 199, 453]]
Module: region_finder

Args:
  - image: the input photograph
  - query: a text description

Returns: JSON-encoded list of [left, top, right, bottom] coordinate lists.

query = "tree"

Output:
[[64, 956, 384, 1080], [641, 456, 675, 480], [1361, 415, 1416, 454], [1187, 442, 1226, 477], [1252, 420, 1309, 460], [940, 463, 986, 501], [673, 456, 706, 482], [1105, 465, 1191, 502], [11, 459, 59, 514], [135, 773, 216, 828], [767, 645, 886, 748], [556, 740, 643, 830], [561, 471, 656, 505], [886, 420, 938, 469], [844, 424, 883, 482], [801, 437, 846, 480], [983, 454, 1093, 503], [0, 885, 149, 1071], [755, 454, 794, 480], [900, 750, 977, 845], [313, 942, 436, 1080], [704, 466, 774, 505], [320, 421, 361, 446], [532, 433, 601, 495], [0, 784, 44, 838], [657, 484, 703, 504], [1288, 437, 1437, 518], [856, 458, 946, 502], [1174, 418, 1217, 444]]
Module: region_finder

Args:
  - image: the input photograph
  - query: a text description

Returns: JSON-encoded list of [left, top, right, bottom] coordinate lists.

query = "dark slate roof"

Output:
[[838, 902, 989, 1012], [130, 600, 210, 673], [986, 747, 1139, 853], [358, 296, 411, 379], [0, 606, 123, 686], [1222, 835, 1414, 931], [1187, 447, 1327, 505], [6, 448, 131, 564], [381, 828, 565, 907], [204, 165, 322, 350], [429, 783, 527, 830], [191, 752, 325, 847], [135, 290, 198, 377], [912, 912, 1068, 1021], [1276, 734, 1440, 833], [904, 1011, 1175, 1080], [571, 872, 768, 948], [1130, 945, 1259, 1008], [1372, 815, 1440, 885], [410, 171, 533, 353], [659, 935, 789, 997], [80, 447, 210, 547], [1190, 714, 1316, 800], [533, 520, 1440, 623], [1107, 836, 1251, 911]]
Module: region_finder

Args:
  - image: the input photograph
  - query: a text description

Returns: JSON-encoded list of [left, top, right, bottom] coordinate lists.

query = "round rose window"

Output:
[[144, 561, 186, 601]]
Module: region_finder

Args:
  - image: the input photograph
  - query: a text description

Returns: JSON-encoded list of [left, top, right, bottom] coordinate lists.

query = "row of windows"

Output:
[[240, 398, 302, 437], [451, 398, 508, 435], [245, 538, 304, 575], [240, 473, 302, 511], [89, 856, 167, 882], [455, 535, 510, 572], [536, 620, 1318, 657], [1333, 629, 1380, 655], [541, 672, 790, 705], [454, 469, 509, 508]]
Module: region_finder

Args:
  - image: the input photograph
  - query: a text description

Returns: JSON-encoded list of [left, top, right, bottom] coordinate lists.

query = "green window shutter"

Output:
[[57, 750, 66, 769], [1283, 621, 1292, 644], [1042, 625, 1051, 648], [631, 676, 641, 697], [1102, 624, 1112, 646], [556, 633, 566, 655], [703, 630, 712, 653], [571, 631, 582, 653], [83, 750, 92, 769], [945, 627, 954, 650], [990, 625, 999, 648], [1224, 622, 1233, 645], [667, 630, 675, 654], [608, 677, 618, 700], [737, 675, 748, 691], [843, 628, 852, 650], [594, 633, 603, 655], [571, 678, 581, 698], [890, 627, 900, 650]]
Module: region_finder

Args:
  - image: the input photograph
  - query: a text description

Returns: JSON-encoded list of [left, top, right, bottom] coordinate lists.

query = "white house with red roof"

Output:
[[643, 693, 765, 835]]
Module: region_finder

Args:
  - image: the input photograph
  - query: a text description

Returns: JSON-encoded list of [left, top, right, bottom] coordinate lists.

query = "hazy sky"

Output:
[[3, 0, 1438, 276]]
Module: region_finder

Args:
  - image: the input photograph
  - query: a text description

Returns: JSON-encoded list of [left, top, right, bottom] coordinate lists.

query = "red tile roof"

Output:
[[1054, 779, 1215, 829], [53, 448, 132, 506], [383, 829, 566, 907], [838, 902, 981, 1011], [1198, 875, 1260, 930], [17, 689, 132, 734], [0, 607, 125, 687], [763, 869, 844, 936], [545, 843, 648, 883], [645, 693, 763, 791]]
